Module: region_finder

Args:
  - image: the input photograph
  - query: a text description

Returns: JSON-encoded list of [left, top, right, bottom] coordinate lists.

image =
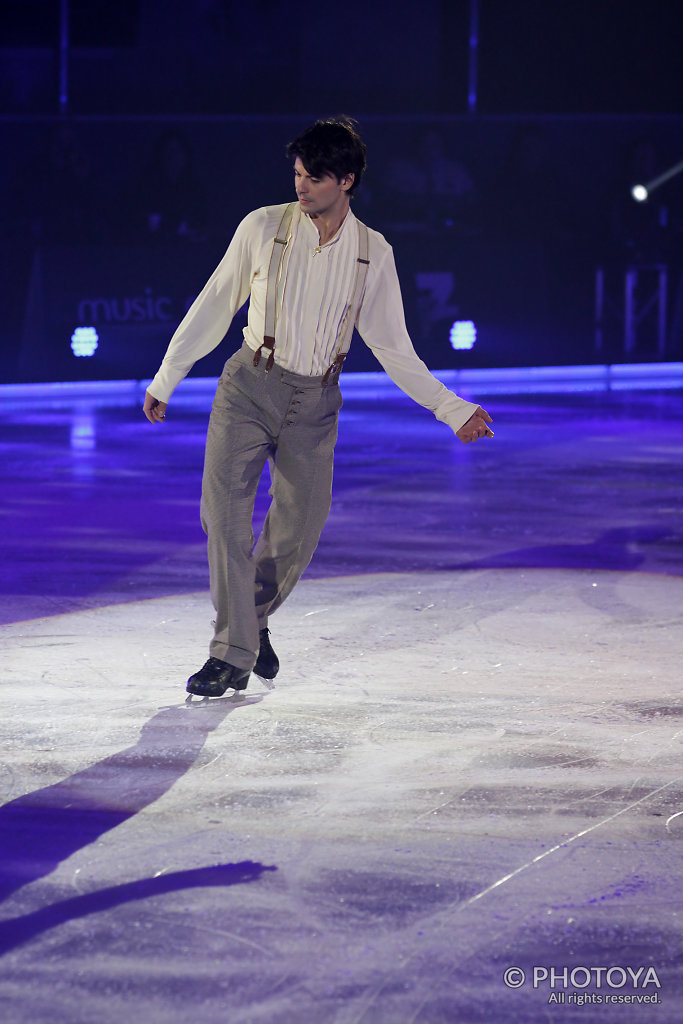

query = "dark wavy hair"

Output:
[[286, 117, 367, 195]]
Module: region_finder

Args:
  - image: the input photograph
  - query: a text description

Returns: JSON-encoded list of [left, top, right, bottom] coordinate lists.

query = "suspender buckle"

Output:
[[322, 352, 347, 387], [254, 336, 276, 371]]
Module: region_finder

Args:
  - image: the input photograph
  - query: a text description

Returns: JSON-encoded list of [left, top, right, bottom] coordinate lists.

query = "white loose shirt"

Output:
[[148, 203, 479, 434]]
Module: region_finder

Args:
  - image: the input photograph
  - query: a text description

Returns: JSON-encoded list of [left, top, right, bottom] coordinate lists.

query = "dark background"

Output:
[[1, 0, 682, 383]]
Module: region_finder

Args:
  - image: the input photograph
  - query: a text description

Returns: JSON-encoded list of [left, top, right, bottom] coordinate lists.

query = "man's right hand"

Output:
[[143, 390, 169, 424]]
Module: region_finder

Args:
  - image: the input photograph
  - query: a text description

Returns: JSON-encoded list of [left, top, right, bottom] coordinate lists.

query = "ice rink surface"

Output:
[[1, 371, 682, 1022]]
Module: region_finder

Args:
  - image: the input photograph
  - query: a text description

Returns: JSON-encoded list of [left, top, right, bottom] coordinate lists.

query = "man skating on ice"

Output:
[[143, 118, 493, 697]]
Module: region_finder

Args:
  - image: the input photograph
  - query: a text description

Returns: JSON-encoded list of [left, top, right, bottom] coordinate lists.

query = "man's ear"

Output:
[[341, 173, 355, 193]]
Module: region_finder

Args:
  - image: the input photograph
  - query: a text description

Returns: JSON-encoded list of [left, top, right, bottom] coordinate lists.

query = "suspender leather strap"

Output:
[[253, 202, 297, 371]]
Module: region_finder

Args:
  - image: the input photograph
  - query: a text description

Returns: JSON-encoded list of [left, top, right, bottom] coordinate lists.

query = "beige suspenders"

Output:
[[252, 202, 370, 384], [253, 202, 297, 373], [322, 217, 370, 384]]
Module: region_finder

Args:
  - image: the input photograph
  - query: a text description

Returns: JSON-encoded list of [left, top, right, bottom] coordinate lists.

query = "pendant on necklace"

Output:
[[313, 245, 322, 256]]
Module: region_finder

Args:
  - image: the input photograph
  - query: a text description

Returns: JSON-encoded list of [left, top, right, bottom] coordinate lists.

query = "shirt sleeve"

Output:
[[147, 210, 262, 403], [356, 240, 480, 434]]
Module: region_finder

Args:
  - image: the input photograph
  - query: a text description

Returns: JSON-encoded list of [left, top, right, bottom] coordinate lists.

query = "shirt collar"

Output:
[[301, 206, 355, 249]]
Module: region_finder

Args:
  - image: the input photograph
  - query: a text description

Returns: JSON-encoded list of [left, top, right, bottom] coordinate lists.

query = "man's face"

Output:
[[293, 157, 352, 217]]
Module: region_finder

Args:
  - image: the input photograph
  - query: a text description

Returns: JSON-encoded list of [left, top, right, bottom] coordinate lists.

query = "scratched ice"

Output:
[[1, 381, 682, 1022]]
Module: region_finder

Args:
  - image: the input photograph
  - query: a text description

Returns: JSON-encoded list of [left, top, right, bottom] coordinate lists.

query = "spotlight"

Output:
[[71, 326, 99, 357], [449, 320, 477, 351], [630, 157, 683, 203]]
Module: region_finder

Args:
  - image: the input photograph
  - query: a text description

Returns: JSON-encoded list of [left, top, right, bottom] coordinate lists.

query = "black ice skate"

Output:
[[186, 657, 250, 697], [254, 628, 279, 682]]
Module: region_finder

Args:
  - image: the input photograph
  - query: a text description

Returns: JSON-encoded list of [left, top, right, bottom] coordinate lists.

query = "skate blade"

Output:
[[253, 672, 277, 691]]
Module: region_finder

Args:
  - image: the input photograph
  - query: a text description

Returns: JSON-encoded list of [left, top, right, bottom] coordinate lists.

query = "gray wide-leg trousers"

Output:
[[200, 342, 342, 670]]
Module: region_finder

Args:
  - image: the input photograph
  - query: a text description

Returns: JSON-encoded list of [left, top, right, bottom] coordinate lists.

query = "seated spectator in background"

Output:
[[126, 130, 208, 243], [384, 129, 478, 233], [486, 125, 570, 245], [480, 125, 578, 342], [9, 123, 104, 245]]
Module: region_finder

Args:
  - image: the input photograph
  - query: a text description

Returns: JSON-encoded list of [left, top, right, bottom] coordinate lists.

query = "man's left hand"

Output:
[[456, 407, 494, 444]]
